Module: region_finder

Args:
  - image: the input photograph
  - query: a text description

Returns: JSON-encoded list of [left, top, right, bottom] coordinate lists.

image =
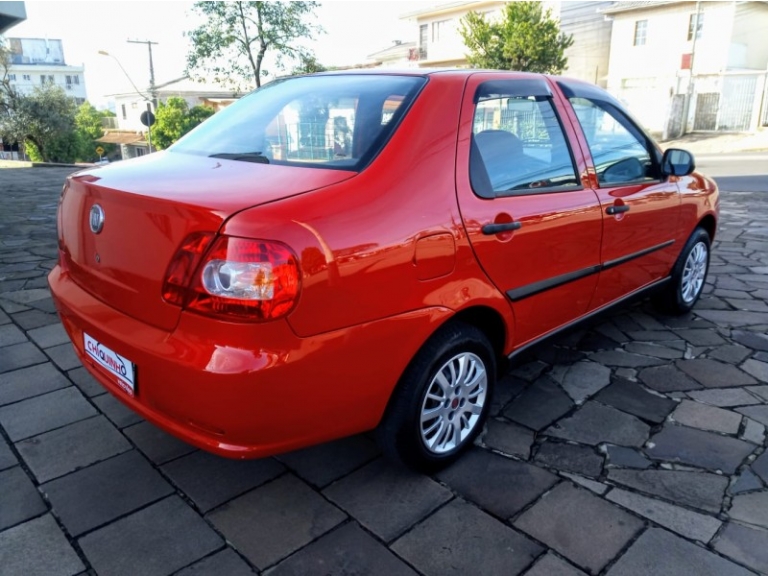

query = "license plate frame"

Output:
[[83, 333, 136, 396]]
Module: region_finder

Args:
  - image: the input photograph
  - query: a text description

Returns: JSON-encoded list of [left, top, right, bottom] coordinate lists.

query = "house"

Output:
[[399, 1, 613, 86], [366, 40, 418, 68], [4, 38, 87, 104], [603, 1, 768, 135], [99, 76, 243, 158]]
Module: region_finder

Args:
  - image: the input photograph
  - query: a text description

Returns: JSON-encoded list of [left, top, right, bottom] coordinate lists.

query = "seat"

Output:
[[471, 130, 527, 193]]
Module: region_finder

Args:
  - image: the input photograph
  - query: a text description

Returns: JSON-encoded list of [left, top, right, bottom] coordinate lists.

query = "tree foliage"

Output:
[[75, 102, 117, 161], [186, 1, 322, 89], [460, 2, 574, 74], [290, 54, 327, 76], [150, 97, 215, 150]]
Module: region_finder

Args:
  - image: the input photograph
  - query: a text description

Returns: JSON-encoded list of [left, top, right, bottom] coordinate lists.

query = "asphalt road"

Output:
[[696, 152, 768, 193]]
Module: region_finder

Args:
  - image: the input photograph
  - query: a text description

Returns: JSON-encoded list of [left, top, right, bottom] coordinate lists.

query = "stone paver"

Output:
[[607, 487, 721, 542], [607, 469, 728, 513], [514, 483, 643, 574], [0, 386, 96, 441], [714, 522, 768, 574], [393, 499, 543, 576], [729, 491, 768, 529], [645, 425, 755, 474], [436, 448, 557, 519], [606, 527, 753, 576], [595, 378, 676, 423], [0, 514, 84, 576], [79, 496, 223, 576], [0, 362, 70, 406], [15, 415, 131, 482], [161, 449, 284, 513], [670, 400, 742, 434], [545, 402, 650, 447], [0, 466, 47, 531], [325, 457, 452, 542], [2, 166, 768, 575], [270, 522, 418, 576], [209, 474, 346, 570], [42, 450, 173, 536]]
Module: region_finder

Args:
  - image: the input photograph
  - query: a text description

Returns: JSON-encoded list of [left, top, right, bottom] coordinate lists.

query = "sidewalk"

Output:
[[662, 129, 768, 155]]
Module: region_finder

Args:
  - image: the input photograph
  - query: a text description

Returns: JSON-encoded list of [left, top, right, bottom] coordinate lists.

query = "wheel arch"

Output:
[[698, 213, 717, 242]]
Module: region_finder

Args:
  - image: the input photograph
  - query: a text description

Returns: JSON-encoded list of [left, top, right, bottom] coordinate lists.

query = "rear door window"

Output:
[[470, 87, 580, 197]]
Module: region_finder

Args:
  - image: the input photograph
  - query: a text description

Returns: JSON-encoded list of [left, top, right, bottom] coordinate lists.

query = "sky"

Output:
[[8, 1, 436, 107]]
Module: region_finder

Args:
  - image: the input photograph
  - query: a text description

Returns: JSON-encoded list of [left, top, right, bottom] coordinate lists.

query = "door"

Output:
[[557, 81, 681, 310], [456, 73, 603, 347]]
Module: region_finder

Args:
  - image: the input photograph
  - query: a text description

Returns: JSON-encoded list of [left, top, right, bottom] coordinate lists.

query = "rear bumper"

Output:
[[48, 265, 449, 458]]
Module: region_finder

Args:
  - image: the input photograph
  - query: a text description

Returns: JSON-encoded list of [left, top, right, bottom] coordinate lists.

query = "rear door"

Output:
[[556, 80, 681, 310], [456, 73, 603, 347]]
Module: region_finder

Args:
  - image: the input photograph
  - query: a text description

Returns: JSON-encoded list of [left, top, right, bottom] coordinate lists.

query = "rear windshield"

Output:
[[170, 74, 426, 171]]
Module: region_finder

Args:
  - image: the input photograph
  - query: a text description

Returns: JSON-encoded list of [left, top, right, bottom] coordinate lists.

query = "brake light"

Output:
[[162, 232, 216, 306], [167, 235, 300, 321]]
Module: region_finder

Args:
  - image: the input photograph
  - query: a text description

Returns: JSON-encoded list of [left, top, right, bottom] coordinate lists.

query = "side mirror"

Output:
[[662, 148, 695, 177], [603, 157, 645, 183]]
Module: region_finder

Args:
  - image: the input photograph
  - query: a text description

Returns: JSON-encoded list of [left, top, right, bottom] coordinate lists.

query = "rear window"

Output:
[[170, 74, 426, 171]]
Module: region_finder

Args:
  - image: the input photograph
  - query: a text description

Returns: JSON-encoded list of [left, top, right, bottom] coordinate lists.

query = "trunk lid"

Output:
[[59, 150, 354, 331]]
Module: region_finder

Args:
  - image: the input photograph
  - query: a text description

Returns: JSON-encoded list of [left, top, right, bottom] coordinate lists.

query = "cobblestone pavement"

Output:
[[1, 165, 768, 576]]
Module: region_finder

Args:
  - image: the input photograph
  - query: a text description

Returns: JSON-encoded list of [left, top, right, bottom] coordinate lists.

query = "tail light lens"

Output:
[[162, 232, 216, 306], [163, 234, 300, 322]]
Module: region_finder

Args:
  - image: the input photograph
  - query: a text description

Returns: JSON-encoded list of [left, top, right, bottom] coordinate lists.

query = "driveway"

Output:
[[1, 165, 767, 575]]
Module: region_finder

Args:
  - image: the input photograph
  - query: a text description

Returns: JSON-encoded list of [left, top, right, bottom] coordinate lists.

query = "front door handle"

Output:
[[482, 222, 522, 235], [606, 205, 630, 215]]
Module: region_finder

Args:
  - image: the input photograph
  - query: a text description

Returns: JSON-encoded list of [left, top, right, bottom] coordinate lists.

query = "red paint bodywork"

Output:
[[49, 70, 719, 458]]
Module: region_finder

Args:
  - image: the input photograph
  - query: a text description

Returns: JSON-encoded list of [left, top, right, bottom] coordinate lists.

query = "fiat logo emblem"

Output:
[[89, 204, 105, 234]]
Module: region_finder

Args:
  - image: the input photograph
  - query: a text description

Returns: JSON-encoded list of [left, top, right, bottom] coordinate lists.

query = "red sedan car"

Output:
[[49, 70, 718, 472]]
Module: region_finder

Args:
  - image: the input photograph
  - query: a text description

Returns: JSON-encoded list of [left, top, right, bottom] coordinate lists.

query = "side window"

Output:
[[568, 97, 659, 185], [470, 92, 580, 197]]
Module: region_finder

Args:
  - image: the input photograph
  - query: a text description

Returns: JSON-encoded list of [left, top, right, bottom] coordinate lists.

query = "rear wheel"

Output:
[[653, 227, 710, 315], [376, 322, 495, 473]]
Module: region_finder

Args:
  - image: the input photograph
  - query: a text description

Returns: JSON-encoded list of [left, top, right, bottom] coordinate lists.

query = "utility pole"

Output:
[[682, 1, 702, 135], [128, 39, 159, 153]]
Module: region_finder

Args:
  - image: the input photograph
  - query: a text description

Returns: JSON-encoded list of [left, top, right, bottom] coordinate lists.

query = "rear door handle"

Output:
[[606, 205, 630, 215], [482, 222, 522, 235]]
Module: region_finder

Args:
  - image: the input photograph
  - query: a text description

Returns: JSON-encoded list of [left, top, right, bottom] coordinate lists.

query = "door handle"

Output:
[[606, 205, 630, 215], [482, 222, 522, 235]]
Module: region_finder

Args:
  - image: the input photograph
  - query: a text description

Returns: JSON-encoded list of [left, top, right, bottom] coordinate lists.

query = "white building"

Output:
[[5, 38, 87, 104], [603, 1, 768, 134], [366, 41, 419, 68], [400, 1, 613, 86]]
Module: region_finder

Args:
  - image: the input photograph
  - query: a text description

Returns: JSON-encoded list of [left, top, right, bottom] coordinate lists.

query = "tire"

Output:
[[653, 227, 711, 315], [376, 321, 496, 473]]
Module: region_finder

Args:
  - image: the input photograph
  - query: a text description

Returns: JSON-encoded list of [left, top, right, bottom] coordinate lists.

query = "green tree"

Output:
[[186, 1, 322, 88], [74, 102, 117, 161], [150, 97, 215, 150], [460, 2, 574, 74], [290, 54, 327, 75], [1, 84, 80, 163]]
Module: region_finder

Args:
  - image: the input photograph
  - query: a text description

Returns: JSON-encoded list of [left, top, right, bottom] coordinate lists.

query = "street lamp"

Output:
[[98, 50, 154, 153]]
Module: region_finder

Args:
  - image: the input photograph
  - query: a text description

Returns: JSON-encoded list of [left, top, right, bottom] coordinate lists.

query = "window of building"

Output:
[[432, 19, 449, 42], [48, 75, 54, 84], [40, 75, 46, 85], [8, 74, 16, 81], [687, 12, 704, 41], [65, 75, 72, 89], [634, 20, 647, 46], [73, 75, 80, 85], [121, 104, 127, 120], [22, 74, 31, 81], [419, 24, 428, 59]]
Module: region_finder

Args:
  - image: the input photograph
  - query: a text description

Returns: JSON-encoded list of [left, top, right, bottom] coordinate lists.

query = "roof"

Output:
[[96, 131, 146, 145], [399, 1, 502, 20], [601, 1, 684, 15], [107, 76, 248, 99], [367, 41, 417, 61]]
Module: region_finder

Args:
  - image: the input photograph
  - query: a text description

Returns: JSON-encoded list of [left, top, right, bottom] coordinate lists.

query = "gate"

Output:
[[719, 75, 757, 131], [693, 93, 718, 131]]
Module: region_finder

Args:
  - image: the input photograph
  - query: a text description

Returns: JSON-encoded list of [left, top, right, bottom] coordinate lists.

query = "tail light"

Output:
[[163, 234, 300, 322]]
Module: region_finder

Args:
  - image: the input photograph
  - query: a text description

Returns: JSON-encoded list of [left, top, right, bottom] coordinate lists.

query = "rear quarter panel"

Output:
[[221, 73, 514, 345]]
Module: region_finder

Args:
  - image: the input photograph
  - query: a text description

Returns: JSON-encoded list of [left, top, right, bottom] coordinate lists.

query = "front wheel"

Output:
[[653, 227, 711, 315], [376, 322, 496, 473]]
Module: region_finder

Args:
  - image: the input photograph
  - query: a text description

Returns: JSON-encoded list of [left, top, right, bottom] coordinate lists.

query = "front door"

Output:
[[456, 73, 603, 347], [556, 81, 681, 310]]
